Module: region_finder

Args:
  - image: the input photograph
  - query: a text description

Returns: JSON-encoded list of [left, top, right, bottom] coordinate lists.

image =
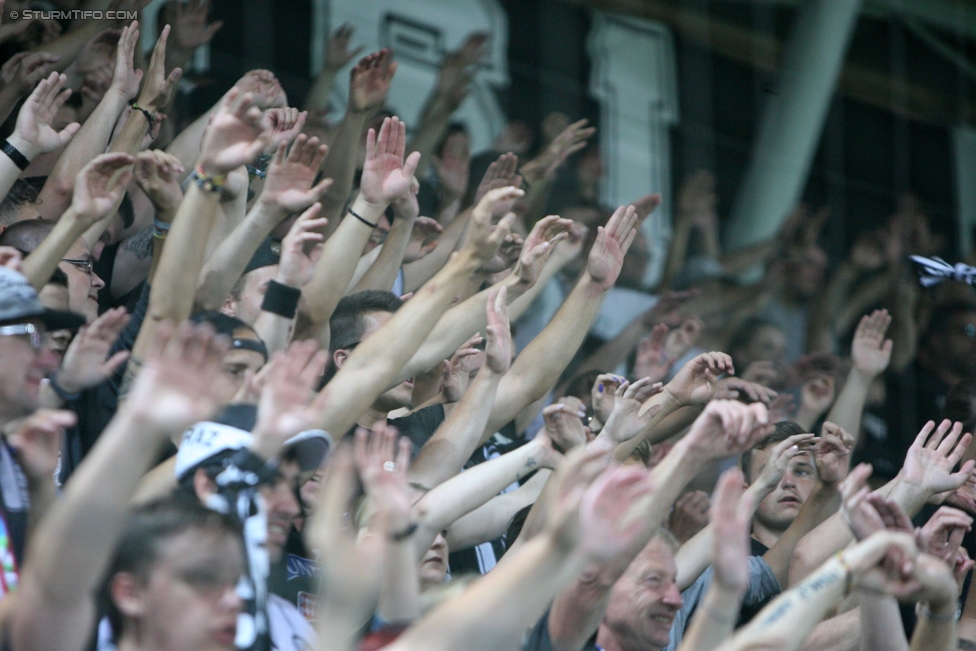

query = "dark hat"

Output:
[[0, 267, 85, 331], [243, 238, 280, 275]]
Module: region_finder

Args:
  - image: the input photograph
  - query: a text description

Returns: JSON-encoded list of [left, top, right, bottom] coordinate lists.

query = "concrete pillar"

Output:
[[727, 0, 864, 249]]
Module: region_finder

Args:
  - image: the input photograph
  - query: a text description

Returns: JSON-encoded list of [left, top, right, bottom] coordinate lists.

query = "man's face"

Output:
[[261, 460, 301, 563], [0, 320, 58, 421], [335, 311, 414, 411], [210, 328, 266, 405], [784, 246, 827, 300], [59, 237, 104, 322], [118, 528, 243, 651], [225, 267, 278, 326], [603, 538, 682, 650], [750, 448, 817, 532], [418, 531, 449, 589], [932, 312, 976, 380]]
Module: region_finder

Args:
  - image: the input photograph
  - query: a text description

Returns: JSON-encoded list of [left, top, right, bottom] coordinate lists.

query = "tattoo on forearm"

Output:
[[121, 227, 153, 260], [757, 567, 843, 628]]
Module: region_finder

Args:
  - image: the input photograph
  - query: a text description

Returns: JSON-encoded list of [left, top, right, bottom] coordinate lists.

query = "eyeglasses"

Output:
[[0, 323, 49, 351], [61, 258, 93, 276]]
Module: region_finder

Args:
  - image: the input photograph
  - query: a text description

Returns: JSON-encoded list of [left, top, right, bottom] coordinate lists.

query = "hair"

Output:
[[0, 179, 42, 227], [102, 496, 242, 639], [944, 379, 976, 436], [740, 420, 806, 483], [924, 301, 976, 347], [503, 504, 533, 555], [649, 527, 679, 553], [190, 310, 256, 338], [228, 273, 248, 302], [329, 290, 403, 353], [0, 218, 56, 252]]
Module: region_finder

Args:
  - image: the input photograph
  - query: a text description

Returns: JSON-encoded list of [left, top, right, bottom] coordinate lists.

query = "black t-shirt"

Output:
[[736, 538, 772, 626], [523, 608, 599, 651], [59, 283, 151, 483], [388, 405, 447, 456]]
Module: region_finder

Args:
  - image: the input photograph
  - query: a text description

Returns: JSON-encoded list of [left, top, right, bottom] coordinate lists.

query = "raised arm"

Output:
[[715, 531, 918, 651], [36, 22, 137, 220], [484, 203, 648, 436], [22, 152, 132, 291], [127, 88, 272, 366], [313, 184, 514, 437], [677, 468, 754, 651], [386, 451, 655, 651], [194, 134, 330, 311], [317, 49, 396, 239], [408, 286, 512, 488], [826, 309, 892, 437], [9, 321, 228, 651], [303, 24, 362, 113], [297, 116, 416, 347], [0, 52, 60, 128]]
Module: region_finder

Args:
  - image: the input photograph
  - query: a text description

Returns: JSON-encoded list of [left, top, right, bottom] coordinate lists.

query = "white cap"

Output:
[[174, 422, 333, 479]]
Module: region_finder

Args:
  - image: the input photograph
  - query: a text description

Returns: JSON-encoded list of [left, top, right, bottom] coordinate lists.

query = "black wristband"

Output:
[[349, 208, 378, 229], [1, 139, 30, 171], [260, 280, 301, 319]]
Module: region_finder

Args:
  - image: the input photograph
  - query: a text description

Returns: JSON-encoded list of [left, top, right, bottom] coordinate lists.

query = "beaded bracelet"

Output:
[[191, 163, 227, 193]]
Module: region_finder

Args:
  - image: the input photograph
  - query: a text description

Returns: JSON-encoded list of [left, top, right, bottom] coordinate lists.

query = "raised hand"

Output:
[[461, 186, 521, 263], [55, 307, 130, 394], [133, 150, 185, 216], [599, 377, 665, 444], [511, 214, 573, 287], [544, 447, 613, 550], [126, 320, 230, 431], [663, 318, 702, 361], [479, 232, 523, 274], [711, 468, 754, 593], [577, 465, 655, 562], [198, 87, 273, 175], [441, 338, 479, 402], [435, 32, 487, 109], [840, 463, 887, 540], [753, 431, 819, 494], [587, 204, 640, 291], [713, 377, 778, 404], [307, 444, 384, 609], [323, 24, 363, 72], [261, 107, 308, 153], [403, 217, 442, 263], [485, 286, 512, 374], [432, 131, 470, 203], [276, 203, 327, 288], [259, 134, 332, 214], [251, 339, 330, 459], [543, 399, 589, 453], [136, 25, 182, 113], [797, 374, 835, 418], [169, 0, 224, 53], [851, 309, 893, 379], [668, 490, 710, 544], [663, 351, 734, 406], [519, 118, 596, 184], [108, 21, 142, 101], [10, 71, 79, 159], [359, 116, 421, 208], [7, 409, 76, 482], [813, 421, 855, 485], [349, 49, 397, 113], [917, 506, 973, 565], [845, 530, 921, 599], [70, 152, 135, 225], [683, 399, 773, 461], [354, 423, 413, 531], [900, 420, 975, 498], [0, 51, 60, 98], [473, 152, 520, 206], [591, 373, 626, 425], [232, 69, 287, 110]]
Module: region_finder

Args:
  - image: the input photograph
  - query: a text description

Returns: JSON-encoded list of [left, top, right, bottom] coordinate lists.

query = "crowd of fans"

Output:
[[0, 2, 972, 651]]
